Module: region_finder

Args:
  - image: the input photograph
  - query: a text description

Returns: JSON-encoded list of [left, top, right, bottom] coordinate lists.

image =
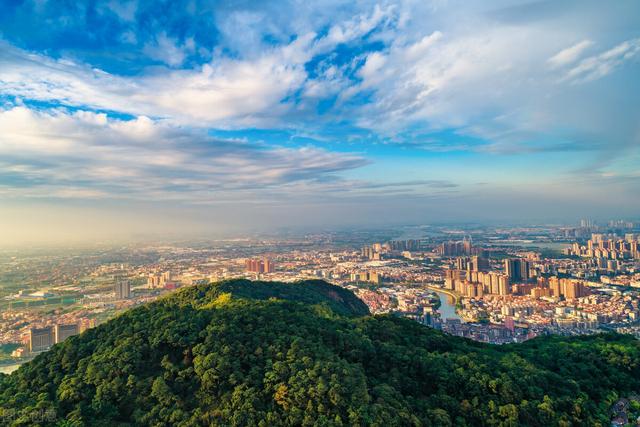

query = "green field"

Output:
[[0, 295, 82, 311]]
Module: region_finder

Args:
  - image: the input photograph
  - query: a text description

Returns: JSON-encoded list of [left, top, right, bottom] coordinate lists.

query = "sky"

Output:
[[0, 0, 639, 244]]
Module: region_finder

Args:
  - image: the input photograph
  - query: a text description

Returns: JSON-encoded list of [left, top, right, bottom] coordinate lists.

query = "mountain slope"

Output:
[[165, 278, 370, 317], [1, 279, 639, 426]]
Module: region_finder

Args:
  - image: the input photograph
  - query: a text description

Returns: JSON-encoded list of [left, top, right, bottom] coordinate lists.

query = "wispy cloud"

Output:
[[548, 40, 593, 68], [0, 106, 370, 201], [143, 32, 194, 67], [563, 38, 640, 83], [0, 41, 308, 127]]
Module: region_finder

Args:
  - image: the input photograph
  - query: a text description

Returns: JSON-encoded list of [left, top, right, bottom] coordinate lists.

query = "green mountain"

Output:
[[1, 279, 639, 426]]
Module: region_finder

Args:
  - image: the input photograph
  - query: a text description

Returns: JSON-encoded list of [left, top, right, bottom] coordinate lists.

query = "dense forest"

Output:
[[1, 279, 639, 426]]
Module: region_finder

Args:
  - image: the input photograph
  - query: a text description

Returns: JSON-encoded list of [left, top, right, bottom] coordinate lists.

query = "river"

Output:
[[433, 290, 462, 321]]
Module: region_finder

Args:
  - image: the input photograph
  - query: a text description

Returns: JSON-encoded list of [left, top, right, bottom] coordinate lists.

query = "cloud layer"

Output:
[[0, 107, 375, 202], [0, 0, 639, 240]]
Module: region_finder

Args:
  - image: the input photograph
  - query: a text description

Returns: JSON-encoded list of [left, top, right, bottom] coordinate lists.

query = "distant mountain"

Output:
[[1, 279, 639, 426]]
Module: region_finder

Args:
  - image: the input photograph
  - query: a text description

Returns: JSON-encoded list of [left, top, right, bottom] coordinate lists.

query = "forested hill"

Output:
[[1, 280, 640, 426], [163, 279, 370, 317]]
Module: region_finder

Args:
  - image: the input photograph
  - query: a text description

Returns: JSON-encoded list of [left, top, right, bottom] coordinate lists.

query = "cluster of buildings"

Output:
[[27, 322, 87, 353], [354, 289, 392, 312], [443, 254, 592, 301], [444, 257, 528, 297], [361, 240, 422, 261], [546, 277, 589, 299], [437, 237, 482, 257], [24, 318, 96, 355], [353, 283, 540, 344], [445, 268, 511, 297], [459, 288, 639, 331], [353, 285, 441, 321], [0, 307, 100, 357], [245, 258, 275, 274], [146, 271, 175, 288], [565, 234, 639, 261], [438, 319, 535, 344], [361, 246, 382, 261], [2, 222, 640, 356], [349, 271, 382, 284]]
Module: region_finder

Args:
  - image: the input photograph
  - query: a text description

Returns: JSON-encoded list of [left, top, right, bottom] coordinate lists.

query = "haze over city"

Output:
[[1, 0, 639, 246]]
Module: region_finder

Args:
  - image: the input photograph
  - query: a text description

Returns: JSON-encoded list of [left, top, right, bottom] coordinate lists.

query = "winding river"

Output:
[[433, 290, 462, 321]]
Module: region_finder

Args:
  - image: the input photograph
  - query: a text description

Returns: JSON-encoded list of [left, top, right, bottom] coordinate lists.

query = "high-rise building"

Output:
[[498, 275, 511, 295], [463, 237, 472, 255], [55, 323, 79, 344], [350, 271, 381, 284], [549, 277, 561, 297], [455, 257, 468, 270], [368, 271, 381, 284], [548, 277, 589, 299], [158, 271, 172, 286], [563, 280, 587, 300], [470, 256, 489, 272], [530, 287, 551, 298], [454, 255, 489, 272], [263, 258, 274, 273], [439, 241, 466, 256], [580, 219, 594, 228], [29, 327, 54, 353], [115, 279, 131, 300], [245, 258, 275, 273], [147, 274, 161, 288], [388, 240, 420, 251], [504, 259, 531, 282], [504, 258, 517, 280]]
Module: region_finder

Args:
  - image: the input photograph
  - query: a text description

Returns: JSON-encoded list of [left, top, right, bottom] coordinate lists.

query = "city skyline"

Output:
[[1, 0, 639, 245]]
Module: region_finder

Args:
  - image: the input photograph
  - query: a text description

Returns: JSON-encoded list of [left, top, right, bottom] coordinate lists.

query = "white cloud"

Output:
[[314, 4, 396, 51], [0, 4, 402, 129], [105, 0, 138, 22], [0, 1, 638, 186], [0, 106, 369, 201], [564, 38, 640, 83], [143, 32, 191, 67], [352, 27, 540, 132], [0, 26, 344, 127], [0, 41, 305, 127], [336, 23, 640, 157], [547, 40, 593, 68]]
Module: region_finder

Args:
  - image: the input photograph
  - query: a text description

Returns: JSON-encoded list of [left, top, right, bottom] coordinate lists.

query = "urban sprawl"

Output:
[[2, 219, 640, 371]]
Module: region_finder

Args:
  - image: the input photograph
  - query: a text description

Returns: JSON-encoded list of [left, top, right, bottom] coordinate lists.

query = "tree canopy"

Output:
[[1, 279, 639, 426]]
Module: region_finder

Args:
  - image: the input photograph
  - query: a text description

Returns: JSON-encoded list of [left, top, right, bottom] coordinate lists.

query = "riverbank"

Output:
[[423, 285, 459, 305], [0, 357, 33, 375], [420, 284, 462, 321], [397, 282, 462, 320], [0, 362, 23, 375]]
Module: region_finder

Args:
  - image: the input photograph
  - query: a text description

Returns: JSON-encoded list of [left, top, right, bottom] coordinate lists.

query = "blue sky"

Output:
[[0, 0, 639, 243]]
